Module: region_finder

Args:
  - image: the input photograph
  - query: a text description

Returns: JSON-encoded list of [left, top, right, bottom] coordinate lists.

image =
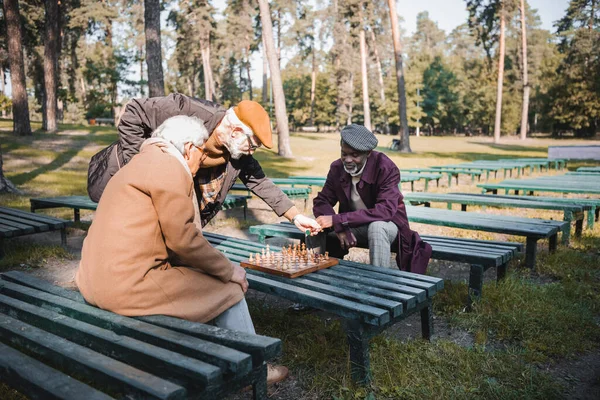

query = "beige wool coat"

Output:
[[76, 144, 244, 323]]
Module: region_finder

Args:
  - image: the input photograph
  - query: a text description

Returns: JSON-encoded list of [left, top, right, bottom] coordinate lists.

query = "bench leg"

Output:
[[420, 302, 433, 340], [74, 208, 80, 222], [345, 320, 372, 385], [497, 262, 507, 281], [562, 212, 572, 246], [587, 209, 595, 229], [424, 180, 429, 192], [468, 264, 484, 310], [0, 238, 4, 259], [525, 238, 538, 269], [575, 218, 583, 238], [549, 234, 557, 253], [243, 205, 247, 221], [60, 228, 67, 248], [461, 204, 467, 212], [252, 363, 268, 400]]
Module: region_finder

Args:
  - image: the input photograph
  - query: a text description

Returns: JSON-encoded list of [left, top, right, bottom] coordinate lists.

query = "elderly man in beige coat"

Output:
[[76, 115, 288, 383]]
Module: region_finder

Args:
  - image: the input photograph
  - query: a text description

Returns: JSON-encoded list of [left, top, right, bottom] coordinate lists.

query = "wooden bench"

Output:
[[247, 222, 522, 307], [404, 192, 586, 244], [285, 174, 442, 192], [0, 271, 282, 400], [30, 195, 250, 221], [0, 207, 71, 258], [201, 232, 443, 385], [404, 168, 484, 186], [479, 178, 600, 196], [404, 205, 566, 268], [577, 167, 600, 173], [459, 193, 600, 230]]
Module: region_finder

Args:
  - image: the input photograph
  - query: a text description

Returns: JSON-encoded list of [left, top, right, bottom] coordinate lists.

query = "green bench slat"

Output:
[[259, 273, 403, 317], [337, 259, 444, 289], [0, 313, 185, 400], [0, 221, 36, 237], [0, 207, 68, 226], [0, 271, 281, 369], [247, 274, 390, 326], [0, 213, 54, 231], [0, 341, 115, 400], [0, 294, 223, 387], [301, 273, 417, 309], [330, 265, 435, 296], [316, 269, 427, 302], [0, 280, 252, 377]]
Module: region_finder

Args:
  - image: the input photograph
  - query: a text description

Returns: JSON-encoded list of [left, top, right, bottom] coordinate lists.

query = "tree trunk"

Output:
[[347, 73, 353, 125], [245, 38, 253, 101], [43, 0, 59, 133], [139, 44, 145, 96], [370, 29, 389, 134], [309, 45, 316, 126], [519, 0, 529, 140], [145, 0, 165, 97], [387, 0, 410, 151], [262, 36, 268, 104], [4, 0, 31, 136], [494, 8, 506, 143], [200, 38, 212, 101], [257, 0, 292, 157], [359, 23, 371, 131], [0, 144, 22, 193]]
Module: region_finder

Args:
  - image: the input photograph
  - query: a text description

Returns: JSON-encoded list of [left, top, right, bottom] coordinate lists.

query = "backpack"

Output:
[[87, 141, 122, 202]]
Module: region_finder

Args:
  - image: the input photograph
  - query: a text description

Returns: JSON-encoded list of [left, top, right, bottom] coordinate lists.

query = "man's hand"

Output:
[[293, 214, 321, 235], [315, 215, 333, 229], [230, 264, 249, 293], [336, 231, 357, 250]]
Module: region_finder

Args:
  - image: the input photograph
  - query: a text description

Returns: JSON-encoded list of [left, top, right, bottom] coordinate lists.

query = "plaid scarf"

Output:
[[195, 164, 228, 212]]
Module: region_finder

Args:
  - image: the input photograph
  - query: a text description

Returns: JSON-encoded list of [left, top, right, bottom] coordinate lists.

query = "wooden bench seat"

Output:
[[405, 192, 586, 244], [0, 207, 71, 258], [30, 195, 249, 221], [247, 222, 522, 306], [0, 271, 281, 400], [286, 174, 442, 192], [201, 232, 443, 384], [404, 168, 484, 186], [405, 204, 566, 268]]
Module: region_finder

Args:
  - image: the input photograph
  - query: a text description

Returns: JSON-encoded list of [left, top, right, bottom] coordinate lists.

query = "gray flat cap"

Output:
[[341, 124, 378, 152]]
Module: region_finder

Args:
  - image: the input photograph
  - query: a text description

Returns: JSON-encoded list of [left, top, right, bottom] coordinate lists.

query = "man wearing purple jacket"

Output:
[[313, 124, 431, 274]]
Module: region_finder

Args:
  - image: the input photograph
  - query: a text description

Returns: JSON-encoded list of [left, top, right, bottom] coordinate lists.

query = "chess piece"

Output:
[[249, 254, 254, 263]]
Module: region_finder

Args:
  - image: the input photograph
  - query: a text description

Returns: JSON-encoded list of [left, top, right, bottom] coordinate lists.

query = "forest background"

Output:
[[0, 0, 598, 149]]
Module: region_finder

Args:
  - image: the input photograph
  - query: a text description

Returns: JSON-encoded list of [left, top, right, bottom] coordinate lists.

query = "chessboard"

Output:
[[240, 244, 338, 278]]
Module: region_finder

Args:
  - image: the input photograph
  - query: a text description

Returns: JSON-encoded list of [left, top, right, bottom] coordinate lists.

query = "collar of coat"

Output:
[[341, 151, 378, 185]]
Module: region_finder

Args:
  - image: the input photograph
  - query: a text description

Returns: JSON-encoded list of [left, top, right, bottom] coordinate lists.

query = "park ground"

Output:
[[0, 120, 599, 399]]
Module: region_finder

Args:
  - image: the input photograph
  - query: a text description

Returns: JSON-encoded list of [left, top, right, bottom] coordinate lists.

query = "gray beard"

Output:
[[343, 160, 367, 177], [223, 138, 245, 159]]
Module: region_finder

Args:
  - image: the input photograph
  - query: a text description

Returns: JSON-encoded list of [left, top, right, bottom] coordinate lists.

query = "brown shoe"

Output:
[[267, 364, 289, 385]]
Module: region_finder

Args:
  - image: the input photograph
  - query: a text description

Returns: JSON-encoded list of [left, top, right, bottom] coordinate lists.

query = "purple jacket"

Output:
[[313, 151, 431, 274]]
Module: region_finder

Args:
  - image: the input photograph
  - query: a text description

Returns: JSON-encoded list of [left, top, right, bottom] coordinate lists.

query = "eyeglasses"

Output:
[[246, 134, 261, 151]]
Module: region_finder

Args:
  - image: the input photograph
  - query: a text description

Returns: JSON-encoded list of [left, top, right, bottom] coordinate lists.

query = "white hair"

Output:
[[224, 108, 253, 136], [151, 115, 209, 154]]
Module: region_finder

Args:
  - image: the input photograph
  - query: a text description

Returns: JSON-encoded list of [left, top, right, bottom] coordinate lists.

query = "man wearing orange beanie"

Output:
[[88, 93, 320, 234], [87, 94, 321, 384]]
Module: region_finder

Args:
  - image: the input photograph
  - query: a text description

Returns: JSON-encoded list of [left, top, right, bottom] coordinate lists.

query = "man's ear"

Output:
[[183, 142, 194, 159]]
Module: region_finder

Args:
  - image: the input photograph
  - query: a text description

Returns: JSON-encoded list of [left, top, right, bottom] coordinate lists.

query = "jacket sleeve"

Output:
[[145, 154, 234, 283], [332, 165, 400, 233], [118, 94, 223, 164], [312, 166, 339, 222], [236, 156, 294, 216]]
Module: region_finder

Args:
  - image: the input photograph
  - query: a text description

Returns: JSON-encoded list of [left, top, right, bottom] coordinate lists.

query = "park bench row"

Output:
[[0, 207, 71, 258], [202, 231, 443, 384], [0, 271, 282, 400], [479, 173, 600, 196], [248, 222, 522, 307], [31, 194, 250, 222]]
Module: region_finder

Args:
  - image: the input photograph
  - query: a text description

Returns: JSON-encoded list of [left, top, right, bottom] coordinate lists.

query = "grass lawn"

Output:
[[1, 120, 600, 399]]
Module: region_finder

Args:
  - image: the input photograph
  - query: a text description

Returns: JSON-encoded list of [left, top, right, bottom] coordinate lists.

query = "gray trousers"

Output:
[[211, 298, 256, 334], [325, 221, 399, 268]]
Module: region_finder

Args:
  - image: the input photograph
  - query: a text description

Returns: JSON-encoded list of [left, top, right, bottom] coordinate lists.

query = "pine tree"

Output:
[[43, 0, 59, 132], [145, 0, 164, 97], [257, 0, 292, 156], [3, 0, 31, 135]]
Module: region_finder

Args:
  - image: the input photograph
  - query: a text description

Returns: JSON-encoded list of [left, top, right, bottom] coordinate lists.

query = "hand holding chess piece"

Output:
[[291, 214, 321, 236]]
